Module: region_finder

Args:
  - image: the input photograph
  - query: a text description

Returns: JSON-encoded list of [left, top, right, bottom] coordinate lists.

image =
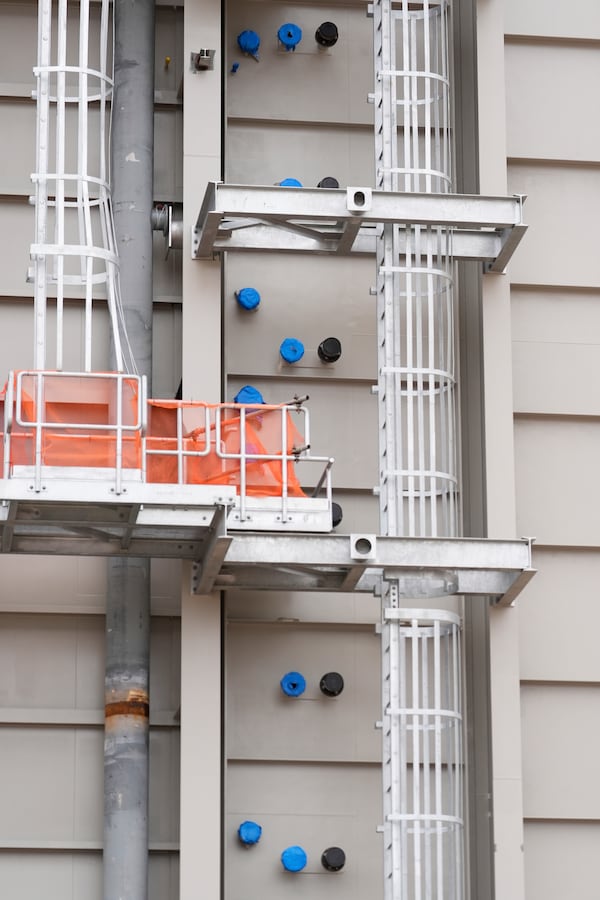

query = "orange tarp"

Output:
[[0, 376, 306, 497], [146, 401, 306, 497]]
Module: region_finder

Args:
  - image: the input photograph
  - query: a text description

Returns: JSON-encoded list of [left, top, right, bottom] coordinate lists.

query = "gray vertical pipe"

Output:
[[104, 560, 151, 900], [104, 0, 155, 898]]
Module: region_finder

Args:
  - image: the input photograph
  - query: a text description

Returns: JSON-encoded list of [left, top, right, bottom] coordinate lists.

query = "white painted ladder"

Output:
[[373, 2, 465, 898]]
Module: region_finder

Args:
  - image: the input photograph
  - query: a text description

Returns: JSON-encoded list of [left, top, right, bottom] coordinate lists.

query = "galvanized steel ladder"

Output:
[[373, 2, 464, 898]]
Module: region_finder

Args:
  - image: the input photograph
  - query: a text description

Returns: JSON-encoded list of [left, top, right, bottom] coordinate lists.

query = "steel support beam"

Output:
[[193, 534, 535, 604], [192, 182, 527, 268]]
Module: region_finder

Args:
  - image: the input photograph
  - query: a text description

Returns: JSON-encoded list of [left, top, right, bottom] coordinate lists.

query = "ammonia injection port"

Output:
[[233, 385, 265, 405], [238, 820, 262, 846], [282, 845, 308, 872], [280, 338, 305, 363], [321, 847, 346, 871], [280, 671, 306, 697], [319, 672, 344, 697], [278, 23, 302, 51], [235, 287, 261, 311], [331, 501, 343, 528], [317, 337, 342, 363], [237, 30, 260, 58], [317, 176, 340, 189], [315, 22, 339, 47]]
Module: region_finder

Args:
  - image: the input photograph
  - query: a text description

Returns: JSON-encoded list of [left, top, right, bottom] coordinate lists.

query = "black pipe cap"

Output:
[[320, 672, 344, 697], [317, 176, 340, 189], [317, 337, 342, 363], [331, 501, 343, 528], [321, 846, 346, 871], [315, 22, 339, 47]]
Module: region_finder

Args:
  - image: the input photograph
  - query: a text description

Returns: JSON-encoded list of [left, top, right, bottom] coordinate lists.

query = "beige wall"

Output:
[[502, 1, 600, 897]]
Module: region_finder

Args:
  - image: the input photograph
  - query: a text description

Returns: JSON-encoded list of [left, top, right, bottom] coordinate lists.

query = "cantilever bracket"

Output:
[[195, 533, 535, 604], [193, 183, 527, 270]]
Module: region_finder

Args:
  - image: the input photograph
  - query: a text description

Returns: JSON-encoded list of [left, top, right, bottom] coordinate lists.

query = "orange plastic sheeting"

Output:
[[146, 401, 306, 497], [1, 372, 142, 470], [0, 379, 306, 498], [16, 372, 140, 427]]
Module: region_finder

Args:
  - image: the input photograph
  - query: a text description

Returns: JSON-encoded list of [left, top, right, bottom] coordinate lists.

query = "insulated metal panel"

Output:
[[0, 727, 103, 841], [0, 557, 181, 614], [0, 103, 35, 194], [523, 822, 600, 900], [512, 340, 600, 416], [503, 0, 600, 41], [505, 42, 600, 162], [521, 684, 600, 819], [226, 122, 375, 188], [154, 108, 184, 199], [0, 853, 179, 900], [512, 289, 600, 416], [226, 761, 382, 900], [514, 418, 600, 546], [224, 253, 375, 381], [0, 726, 179, 841], [226, 377, 379, 490], [506, 164, 600, 287], [518, 548, 600, 683], [227, 2, 373, 128], [0, 853, 102, 900], [0, 202, 34, 298], [226, 622, 380, 762], [226, 588, 380, 626]]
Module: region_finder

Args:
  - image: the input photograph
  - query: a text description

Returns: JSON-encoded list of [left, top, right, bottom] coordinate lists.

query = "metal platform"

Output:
[[193, 183, 527, 273], [0, 477, 236, 558], [192, 532, 535, 607]]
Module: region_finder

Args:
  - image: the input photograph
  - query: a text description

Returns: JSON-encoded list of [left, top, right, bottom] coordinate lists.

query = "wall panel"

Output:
[[521, 684, 600, 819], [514, 417, 600, 546], [506, 164, 600, 288], [519, 547, 600, 683], [505, 42, 600, 162], [226, 622, 380, 762], [226, 2, 373, 127], [226, 761, 381, 900], [227, 375, 379, 490], [511, 287, 600, 415], [524, 822, 600, 900], [503, 0, 600, 41]]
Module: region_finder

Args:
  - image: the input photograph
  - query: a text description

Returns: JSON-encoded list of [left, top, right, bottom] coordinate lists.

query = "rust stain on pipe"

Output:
[[105, 690, 149, 719]]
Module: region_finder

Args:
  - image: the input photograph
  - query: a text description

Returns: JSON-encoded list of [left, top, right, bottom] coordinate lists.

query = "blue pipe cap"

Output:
[[281, 845, 307, 872], [280, 671, 306, 697], [278, 177, 303, 187], [235, 287, 261, 311], [238, 820, 262, 846], [233, 385, 265, 405], [278, 23, 302, 50], [280, 338, 305, 364], [237, 29, 260, 57]]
